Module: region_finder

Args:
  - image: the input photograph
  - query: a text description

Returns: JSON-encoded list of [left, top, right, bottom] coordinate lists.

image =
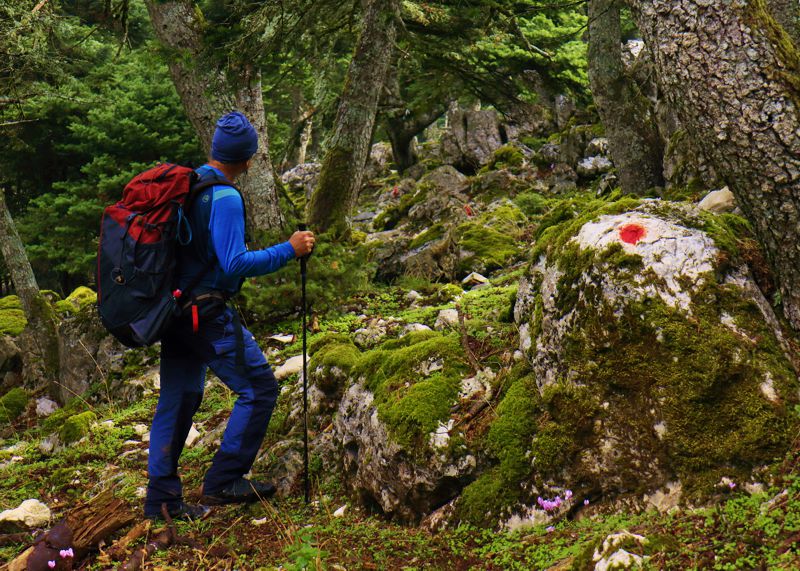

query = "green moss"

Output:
[[0, 308, 26, 336], [744, 0, 800, 108], [353, 332, 470, 448], [480, 144, 525, 173], [514, 192, 554, 217], [309, 339, 361, 393], [557, 277, 799, 498], [531, 385, 599, 476], [0, 388, 28, 423], [457, 367, 540, 525], [380, 371, 462, 448], [0, 295, 22, 311], [456, 222, 520, 275], [531, 195, 641, 262], [598, 242, 644, 272], [59, 411, 98, 444], [55, 286, 97, 315], [308, 333, 354, 356], [698, 212, 752, 259], [409, 223, 446, 249]]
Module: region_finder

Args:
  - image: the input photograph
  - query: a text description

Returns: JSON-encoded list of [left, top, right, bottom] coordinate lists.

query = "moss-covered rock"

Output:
[[512, 200, 799, 513], [54, 286, 97, 315], [59, 411, 98, 444], [327, 330, 477, 522], [0, 388, 28, 423]]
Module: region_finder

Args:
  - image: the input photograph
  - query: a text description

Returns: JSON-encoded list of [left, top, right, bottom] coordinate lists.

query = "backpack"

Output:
[[96, 163, 234, 347]]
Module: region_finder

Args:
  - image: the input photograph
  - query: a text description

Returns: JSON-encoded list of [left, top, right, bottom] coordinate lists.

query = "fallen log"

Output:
[[2, 489, 135, 571]]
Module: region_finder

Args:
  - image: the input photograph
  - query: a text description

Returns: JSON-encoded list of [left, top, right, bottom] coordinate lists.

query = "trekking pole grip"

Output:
[[297, 222, 311, 271]]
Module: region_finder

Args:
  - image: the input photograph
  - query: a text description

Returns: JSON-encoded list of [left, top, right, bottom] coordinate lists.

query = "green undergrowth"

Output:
[[479, 144, 525, 174], [240, 235, 374, 327]]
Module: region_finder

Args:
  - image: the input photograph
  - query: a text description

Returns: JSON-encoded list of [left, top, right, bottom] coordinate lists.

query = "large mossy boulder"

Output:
[[512, 201, 799, 510], [275, 330, 484, 522]]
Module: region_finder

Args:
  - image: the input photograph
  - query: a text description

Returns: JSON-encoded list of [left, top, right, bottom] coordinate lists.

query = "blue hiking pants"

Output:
[[144, 306, 279, 514]]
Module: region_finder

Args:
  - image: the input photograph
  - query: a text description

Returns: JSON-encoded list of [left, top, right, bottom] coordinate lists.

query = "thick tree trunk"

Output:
[[144, 0, 284, 233], [0, 188, 60, 400], [627, 0, 800, 329], [588, 0, 664, 193], [306, 0, 401, 235]]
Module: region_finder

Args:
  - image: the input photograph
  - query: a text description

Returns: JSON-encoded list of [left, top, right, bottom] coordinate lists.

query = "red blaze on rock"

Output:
[[619, 223, 646, 245]]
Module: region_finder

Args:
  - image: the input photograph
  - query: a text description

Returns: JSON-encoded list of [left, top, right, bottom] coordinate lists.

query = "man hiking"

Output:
[[144, 111, 315, 520]]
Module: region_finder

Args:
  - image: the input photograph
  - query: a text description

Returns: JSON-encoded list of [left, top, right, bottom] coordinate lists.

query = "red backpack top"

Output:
[[96, 163, 226, 347]]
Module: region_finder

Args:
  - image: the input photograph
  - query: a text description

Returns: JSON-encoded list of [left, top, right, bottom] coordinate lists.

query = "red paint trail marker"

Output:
[[619, 223, 646, 245]]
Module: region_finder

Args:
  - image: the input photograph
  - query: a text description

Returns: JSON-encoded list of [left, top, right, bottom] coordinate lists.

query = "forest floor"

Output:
[[3, 272, 800, 570], [3, 171, 800, 569]]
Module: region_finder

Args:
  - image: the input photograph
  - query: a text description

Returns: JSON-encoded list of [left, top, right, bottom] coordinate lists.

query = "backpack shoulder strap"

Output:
[[189, 172, 250, 244]]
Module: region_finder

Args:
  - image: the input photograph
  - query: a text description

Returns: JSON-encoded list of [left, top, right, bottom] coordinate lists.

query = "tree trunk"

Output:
[[767, 0, 799, 45], [306, 0, 401, 236], [144, 0, 284, 233], [588, 0, 664, 194], [0, 188, 60, 401], [626, 0, 800, 329], [233, 66, 286, 232]]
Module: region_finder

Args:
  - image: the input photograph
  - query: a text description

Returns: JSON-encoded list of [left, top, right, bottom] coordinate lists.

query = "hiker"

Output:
[[144, 111, 315, 520]]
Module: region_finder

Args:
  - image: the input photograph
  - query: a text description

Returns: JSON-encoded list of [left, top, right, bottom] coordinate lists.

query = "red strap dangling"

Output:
[[192, 304, 199, 333]]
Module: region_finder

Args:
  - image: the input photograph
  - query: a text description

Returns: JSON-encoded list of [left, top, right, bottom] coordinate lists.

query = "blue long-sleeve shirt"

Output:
[[177, 164, 295, 294]]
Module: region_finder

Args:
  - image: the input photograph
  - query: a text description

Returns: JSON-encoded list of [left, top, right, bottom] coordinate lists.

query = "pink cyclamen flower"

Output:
[[584, 499, 590, 506], [729, 482, 737, 489], [546, 526, 555, 533], [60, 548, 74, 558], [565, 490, 573, 500], [48, 562, 56, 569]]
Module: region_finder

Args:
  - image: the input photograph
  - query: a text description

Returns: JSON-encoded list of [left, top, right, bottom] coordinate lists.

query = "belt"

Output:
[[179, 290, 228, 311]]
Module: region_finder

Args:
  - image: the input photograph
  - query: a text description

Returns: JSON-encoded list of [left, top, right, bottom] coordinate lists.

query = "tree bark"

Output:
[[144, 0, 284, 233], [0, 188, 60, 401], [588, 0, 664, 194], [626, 0, 800, 329], [306, 0, 401, 235], [767, 0, 799, 45]]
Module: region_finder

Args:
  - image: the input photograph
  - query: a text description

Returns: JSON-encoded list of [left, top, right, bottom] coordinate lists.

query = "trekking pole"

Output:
[[298, 223, 310, 505]]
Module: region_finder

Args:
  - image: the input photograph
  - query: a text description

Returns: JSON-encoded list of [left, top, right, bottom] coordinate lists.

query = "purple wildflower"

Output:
[[546, 526, 555, 533], [48, 562, 56, 569], [584, 499, 590, 506], [565, 490, 573, 500]]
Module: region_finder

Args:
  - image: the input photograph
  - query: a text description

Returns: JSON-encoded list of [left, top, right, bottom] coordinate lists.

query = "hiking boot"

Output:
[[201, 477, 276, 505], [144, 501, 211, 521]]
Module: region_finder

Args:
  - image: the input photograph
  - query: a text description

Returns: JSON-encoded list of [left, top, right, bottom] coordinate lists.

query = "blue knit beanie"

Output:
[[211, 111, 258, 163]]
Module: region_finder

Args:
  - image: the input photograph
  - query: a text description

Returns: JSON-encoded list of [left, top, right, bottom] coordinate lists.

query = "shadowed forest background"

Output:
[[2, 0, 800, 569]]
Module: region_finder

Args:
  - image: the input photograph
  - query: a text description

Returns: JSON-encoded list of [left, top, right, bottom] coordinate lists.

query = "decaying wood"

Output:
[[102, 520, 151, 562], [2, 489, 135, 571], [120, 505, 176, 571]]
